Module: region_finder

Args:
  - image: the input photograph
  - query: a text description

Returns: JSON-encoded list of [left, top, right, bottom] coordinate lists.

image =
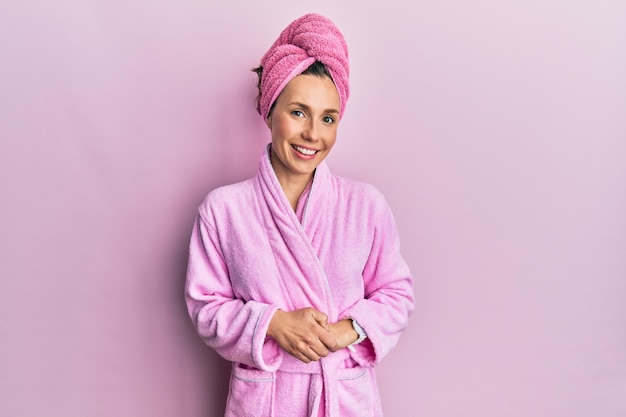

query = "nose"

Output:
[[302, 119, 320, 142]]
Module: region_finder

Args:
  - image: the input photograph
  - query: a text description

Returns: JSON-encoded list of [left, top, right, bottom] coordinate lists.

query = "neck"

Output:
[[270, 149, 313, 211]]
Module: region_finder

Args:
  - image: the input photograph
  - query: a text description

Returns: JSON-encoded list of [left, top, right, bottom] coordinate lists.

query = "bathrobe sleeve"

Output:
[[343, 191, 415, 367], [185, 210, 284, 371]]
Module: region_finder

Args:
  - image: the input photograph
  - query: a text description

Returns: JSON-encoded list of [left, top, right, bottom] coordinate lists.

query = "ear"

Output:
[[265, 114, 272, 130]]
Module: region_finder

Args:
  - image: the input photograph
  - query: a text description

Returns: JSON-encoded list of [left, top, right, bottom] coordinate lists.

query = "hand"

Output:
[[327, 319, 359, 350], [267, 307, 338, 363]]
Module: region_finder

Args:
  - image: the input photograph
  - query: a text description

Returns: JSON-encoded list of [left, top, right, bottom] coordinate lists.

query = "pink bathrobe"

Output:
[[186, 146, 414, 416]]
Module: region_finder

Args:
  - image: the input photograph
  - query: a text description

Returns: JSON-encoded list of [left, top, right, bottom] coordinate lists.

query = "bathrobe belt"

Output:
[[277, 349, 354, 417], [277, 348, 351, 374]]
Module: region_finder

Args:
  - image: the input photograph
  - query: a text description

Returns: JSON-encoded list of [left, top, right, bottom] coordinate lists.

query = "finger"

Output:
[[298, 348, 317, 363], [311, 310, 329, 330], [308, 341, 330, 359], [297, 354, 311, 364], [318, 330, 339, 352]]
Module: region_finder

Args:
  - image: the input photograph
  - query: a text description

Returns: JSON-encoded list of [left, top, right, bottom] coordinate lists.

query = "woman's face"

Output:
[[266, 74, 340, 184]]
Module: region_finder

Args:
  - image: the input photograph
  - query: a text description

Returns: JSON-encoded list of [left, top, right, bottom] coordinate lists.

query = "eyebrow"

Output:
[[289, 102, 339, 115]]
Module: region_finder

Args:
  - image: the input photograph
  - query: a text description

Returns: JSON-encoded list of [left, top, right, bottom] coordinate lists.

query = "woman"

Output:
[[185, 13, 414, 417]]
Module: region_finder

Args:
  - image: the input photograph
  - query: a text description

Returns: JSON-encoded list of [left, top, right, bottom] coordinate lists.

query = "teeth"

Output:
[[294, 145, 317, 156]]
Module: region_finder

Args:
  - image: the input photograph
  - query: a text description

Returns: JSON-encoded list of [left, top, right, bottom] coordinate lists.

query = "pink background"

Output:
[[1, 1, 625, 416]]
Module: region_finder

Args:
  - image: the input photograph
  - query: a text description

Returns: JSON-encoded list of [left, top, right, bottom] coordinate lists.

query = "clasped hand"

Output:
[[267, 307, 358, 363]]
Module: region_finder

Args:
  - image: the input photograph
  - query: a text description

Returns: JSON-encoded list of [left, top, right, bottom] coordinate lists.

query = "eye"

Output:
[[322, 115, 335, 124], [291, 110, 305, 118]]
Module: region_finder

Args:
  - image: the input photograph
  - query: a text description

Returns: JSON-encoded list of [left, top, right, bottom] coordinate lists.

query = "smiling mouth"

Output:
[[292, 145, 318, 156]]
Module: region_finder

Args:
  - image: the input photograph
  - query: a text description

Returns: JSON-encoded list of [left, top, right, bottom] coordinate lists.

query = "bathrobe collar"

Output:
[[255, 144, 336, 319]]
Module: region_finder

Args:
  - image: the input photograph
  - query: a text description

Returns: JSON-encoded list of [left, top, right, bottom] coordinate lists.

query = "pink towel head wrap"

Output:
[[256, 13, 350, 120]]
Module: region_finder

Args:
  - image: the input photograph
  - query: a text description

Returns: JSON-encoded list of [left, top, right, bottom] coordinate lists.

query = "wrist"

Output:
[[349, 319, 367, 347], [267, 309, 284, 340]]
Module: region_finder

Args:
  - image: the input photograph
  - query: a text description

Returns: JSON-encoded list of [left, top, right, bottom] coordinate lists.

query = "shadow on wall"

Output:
[[171, 75, 266, 416], [205, 66, 268, 186], [171, 231, 231, 416]]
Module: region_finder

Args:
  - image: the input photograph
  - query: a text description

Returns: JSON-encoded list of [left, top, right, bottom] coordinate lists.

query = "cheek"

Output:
[[326, 129, 338, 149], [271, 117, 294, 143]]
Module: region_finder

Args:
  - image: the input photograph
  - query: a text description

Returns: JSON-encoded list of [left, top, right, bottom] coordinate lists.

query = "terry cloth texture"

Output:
[[257, 13, 350, 120], [185, 146, 414, 416]]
